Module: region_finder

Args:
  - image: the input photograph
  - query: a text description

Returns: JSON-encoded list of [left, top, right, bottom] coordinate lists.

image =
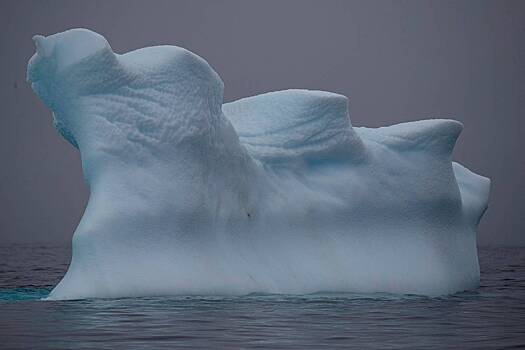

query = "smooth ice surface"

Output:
[[27, 29, 491, 300]]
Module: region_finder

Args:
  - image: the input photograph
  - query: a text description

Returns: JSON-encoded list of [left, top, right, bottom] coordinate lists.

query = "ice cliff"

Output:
[[27, 29, 490, 300]]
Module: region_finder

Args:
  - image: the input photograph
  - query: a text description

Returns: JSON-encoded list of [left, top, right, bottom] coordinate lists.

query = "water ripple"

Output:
[[0, 245, 524, 349]]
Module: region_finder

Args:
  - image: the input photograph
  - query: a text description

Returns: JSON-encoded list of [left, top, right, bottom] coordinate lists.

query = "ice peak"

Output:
[[357, 119, 463, 156], [223, 89, 366, 165]]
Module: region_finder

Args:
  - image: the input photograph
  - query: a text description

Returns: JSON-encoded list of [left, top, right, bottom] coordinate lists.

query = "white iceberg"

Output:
[[27, 29, 490, 300]]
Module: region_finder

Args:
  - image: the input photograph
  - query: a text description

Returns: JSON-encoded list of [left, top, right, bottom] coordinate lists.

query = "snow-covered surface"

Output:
[[27, 29, 490, 300]]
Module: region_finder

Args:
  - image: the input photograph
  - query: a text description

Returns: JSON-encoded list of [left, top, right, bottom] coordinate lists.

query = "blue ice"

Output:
[[27, 29, 490, 300]]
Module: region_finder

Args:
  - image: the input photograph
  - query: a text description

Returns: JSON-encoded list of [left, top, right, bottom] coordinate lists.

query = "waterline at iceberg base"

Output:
[[27, 29, 490, 300]]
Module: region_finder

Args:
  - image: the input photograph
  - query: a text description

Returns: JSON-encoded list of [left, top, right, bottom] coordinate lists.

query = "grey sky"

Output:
[[0, 0, 523, 246]]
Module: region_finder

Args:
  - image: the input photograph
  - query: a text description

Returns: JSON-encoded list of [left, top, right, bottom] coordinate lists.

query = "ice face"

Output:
[[27, 29, 490, 300]]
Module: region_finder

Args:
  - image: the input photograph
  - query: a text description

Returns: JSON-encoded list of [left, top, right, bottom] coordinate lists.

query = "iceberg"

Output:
[[27, 29, 490, 300]]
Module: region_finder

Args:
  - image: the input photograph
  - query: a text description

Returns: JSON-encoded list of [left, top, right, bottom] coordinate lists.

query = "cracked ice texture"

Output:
[[27, 29, 490, 300]]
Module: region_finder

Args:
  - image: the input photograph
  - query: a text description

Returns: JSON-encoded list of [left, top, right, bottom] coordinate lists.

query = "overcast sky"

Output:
[[0, 0, 523, 246]]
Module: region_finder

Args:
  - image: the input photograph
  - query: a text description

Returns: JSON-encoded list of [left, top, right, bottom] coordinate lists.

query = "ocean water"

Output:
[[0, 246, 524, 349]]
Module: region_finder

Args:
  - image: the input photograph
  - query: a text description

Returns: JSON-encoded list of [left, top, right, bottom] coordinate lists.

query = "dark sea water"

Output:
[[0, 246, 524, 349]]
